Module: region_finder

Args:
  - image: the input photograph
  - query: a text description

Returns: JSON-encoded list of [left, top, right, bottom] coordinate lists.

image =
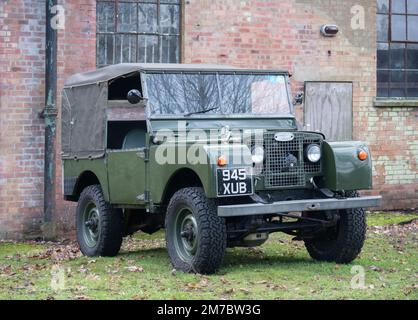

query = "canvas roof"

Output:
[[64, 63, 288, 88]]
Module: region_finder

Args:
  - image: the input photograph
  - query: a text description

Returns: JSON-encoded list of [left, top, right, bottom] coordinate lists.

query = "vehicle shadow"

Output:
[[118, 244, 317, 271], [223, 251, 315, 269], [118, 247, 167, 258]]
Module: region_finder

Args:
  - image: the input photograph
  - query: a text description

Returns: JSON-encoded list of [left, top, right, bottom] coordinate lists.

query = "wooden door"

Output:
[[304, 82, 353, 141]]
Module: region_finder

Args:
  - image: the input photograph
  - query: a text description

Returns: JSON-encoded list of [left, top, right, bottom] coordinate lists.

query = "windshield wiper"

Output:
[[184, 106, 219, 117]]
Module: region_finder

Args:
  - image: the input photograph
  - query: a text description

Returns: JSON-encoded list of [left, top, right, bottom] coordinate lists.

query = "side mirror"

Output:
[[127, 89, 143, 104]]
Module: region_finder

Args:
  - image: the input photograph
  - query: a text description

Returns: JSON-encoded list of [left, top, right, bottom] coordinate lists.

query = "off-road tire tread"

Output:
[[305, 191, 366, 264], [76, 184, 123, 257], [165, 187, 226, 274]]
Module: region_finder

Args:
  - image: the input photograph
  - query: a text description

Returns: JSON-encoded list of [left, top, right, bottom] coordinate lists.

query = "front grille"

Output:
[[249, 131, 322, 188]]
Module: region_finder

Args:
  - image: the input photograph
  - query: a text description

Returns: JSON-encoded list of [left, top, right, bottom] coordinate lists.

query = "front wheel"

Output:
[[303, 206, 366, 264], [165, 187, 226, 274]]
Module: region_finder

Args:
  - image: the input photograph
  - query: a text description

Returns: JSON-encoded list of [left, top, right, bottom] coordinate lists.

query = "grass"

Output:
[[0, 212, 416, 300]]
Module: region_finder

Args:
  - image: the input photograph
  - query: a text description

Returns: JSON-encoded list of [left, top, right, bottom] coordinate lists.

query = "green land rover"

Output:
[[62, 63, 381, 274]]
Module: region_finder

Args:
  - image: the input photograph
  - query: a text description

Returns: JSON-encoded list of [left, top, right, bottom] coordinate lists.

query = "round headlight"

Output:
[[251, 145, 265, 164], [306, 144, 321, 163]]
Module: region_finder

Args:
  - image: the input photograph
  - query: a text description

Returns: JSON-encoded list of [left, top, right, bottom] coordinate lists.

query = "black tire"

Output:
[[76, 184, 123, 257], [165, 187, 226, 274], [304, 191, 366, 264]]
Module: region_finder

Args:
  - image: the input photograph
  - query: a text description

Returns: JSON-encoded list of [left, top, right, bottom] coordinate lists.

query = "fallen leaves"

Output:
[[220, 277, 229, 285], [0, 265, 14, 276], [85, 273, 101, 281], [369, 265, 384, 272], [29, 242, 81, 262], [239, 288, 251, 295], [125, 266, 144, 273], [223, 288, 235, 295]]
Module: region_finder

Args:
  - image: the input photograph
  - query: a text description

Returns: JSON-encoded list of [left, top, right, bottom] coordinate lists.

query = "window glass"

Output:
[[377, 14, 389, 42], [138, 35, 159, 63], [391, 15, 407, 41], [96, 0, 181, 67], [138, 3, 158, 33], [145, 73, 291, 116], [377, 0, 389, 13], [377, 0, 418, 98], [407, 0, 418, 13], [407, 16, 418, 41], [118, 2, 137, 32], [115, 35, 137, 63], [390, 43, 405, 69], [97, 2, 115, 32], [377, 43, 389, 68], [407, 44, 418, 68], [392, 0, 406, 13]]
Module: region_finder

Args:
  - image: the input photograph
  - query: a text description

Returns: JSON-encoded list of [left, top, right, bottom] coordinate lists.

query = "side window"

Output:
[[107, 121, 147, 150], [108, 72, 141, 100], [96, 0, 181, 67]]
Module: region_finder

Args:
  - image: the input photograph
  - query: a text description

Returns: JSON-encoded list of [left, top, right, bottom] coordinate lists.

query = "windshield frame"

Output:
[[141, 70, 294, 119]]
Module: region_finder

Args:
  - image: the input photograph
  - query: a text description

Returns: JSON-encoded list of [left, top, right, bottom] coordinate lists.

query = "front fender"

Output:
[[318, 141, 373, 191], [149, 143, 253, 203]]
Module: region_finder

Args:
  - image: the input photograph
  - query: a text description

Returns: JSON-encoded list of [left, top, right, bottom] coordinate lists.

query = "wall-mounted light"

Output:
[[320, 24, 339, 37]]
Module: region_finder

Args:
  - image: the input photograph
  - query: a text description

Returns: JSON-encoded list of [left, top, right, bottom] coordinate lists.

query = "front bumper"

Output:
[[217, 196, 382, 217]]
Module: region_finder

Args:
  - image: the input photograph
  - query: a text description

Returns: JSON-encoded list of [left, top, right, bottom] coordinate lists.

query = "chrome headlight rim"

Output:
[[306, 144, 321, 163]]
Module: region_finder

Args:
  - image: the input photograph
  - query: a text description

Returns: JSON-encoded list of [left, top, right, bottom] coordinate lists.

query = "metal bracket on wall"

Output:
[[39, 106, 58, 119]]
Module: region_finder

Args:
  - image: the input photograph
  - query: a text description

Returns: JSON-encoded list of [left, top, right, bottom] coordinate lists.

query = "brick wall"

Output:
[[0, 0, 96, 239], [0, 0, 416, 239], [0, 0, 46, 239]]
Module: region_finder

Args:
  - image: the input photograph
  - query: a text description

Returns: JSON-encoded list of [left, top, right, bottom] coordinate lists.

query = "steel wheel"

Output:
[[165, 188, 226, 274], [174, 207, 198, 262], [81, 201, 101, 248], [76, 185, 123, 257]]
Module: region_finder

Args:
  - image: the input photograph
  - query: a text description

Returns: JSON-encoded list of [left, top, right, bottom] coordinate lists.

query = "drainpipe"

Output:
[[42, 0, 58, 239]]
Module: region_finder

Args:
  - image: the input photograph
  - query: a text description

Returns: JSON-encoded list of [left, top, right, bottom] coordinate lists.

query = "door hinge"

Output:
[[136, 190, 150, 202], [136, 148, 149, 161]]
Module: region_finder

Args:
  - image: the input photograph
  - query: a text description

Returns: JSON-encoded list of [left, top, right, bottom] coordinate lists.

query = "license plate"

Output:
[[217, 168, 253, 197]]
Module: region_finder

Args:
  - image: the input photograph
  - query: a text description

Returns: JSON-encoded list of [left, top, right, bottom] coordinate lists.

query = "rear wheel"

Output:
[[303, 191, 366, 263], [165, 187, 226, 274], [76, 185, 123, 257]]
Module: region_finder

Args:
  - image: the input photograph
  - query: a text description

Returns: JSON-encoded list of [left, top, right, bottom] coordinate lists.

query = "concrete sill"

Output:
[[374, 98, 418, 108]]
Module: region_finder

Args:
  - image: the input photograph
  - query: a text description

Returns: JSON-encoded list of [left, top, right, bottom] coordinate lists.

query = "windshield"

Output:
[[145, 72, 291, 116]]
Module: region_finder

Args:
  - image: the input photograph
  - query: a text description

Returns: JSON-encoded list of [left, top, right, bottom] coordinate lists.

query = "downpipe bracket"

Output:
[[39, 106, 58, 119]]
